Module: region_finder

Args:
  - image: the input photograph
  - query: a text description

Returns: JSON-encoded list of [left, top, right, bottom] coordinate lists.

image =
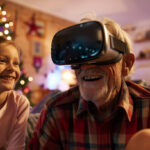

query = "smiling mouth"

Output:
[[82, 75, 103, 81], [0, 76, 16, 80]]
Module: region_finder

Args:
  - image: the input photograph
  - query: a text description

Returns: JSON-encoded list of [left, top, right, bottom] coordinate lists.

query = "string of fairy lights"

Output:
[[0, 4, 14, 42]]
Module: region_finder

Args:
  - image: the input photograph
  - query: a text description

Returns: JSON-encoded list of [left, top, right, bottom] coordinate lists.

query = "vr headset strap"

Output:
[[109, 36, 128, 54]]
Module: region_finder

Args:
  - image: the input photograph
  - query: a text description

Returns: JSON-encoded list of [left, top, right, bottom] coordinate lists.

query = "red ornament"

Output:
[[24, 14, 42, 36], [23, 87, 30, 94], [33, 57, 42, 72]]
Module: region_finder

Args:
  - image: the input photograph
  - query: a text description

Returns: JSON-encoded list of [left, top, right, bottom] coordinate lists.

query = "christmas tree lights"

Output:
[[15, 61, 33, 98], [0, 3, 14, 42]]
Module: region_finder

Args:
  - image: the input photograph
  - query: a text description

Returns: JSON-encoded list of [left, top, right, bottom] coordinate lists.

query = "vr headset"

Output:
[[51, 21, 129, 68]]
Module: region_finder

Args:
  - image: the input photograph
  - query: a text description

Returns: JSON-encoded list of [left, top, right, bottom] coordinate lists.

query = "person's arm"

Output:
[[27, 107, 61, 150], [6, 96, 30, 150], [125, 129, 150, 150]]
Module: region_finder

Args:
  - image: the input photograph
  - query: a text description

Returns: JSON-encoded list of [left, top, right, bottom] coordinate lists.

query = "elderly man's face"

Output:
[[75, 59, 124, 108]]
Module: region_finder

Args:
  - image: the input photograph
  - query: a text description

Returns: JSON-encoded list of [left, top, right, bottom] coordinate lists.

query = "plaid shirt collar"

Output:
[[77, 80, 133, 122]]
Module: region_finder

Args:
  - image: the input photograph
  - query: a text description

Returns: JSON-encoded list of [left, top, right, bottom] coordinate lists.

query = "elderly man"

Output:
[[28, 18, 150, 150]]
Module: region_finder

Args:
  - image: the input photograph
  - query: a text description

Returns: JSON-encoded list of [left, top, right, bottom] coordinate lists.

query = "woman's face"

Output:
[[75, 60, 123, 108], [0, 44, 20, 93]]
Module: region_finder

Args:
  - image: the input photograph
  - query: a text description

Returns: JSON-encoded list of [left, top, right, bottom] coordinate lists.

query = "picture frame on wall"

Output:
[[29, 38, 45, 72], [31, 39, 44, 57]]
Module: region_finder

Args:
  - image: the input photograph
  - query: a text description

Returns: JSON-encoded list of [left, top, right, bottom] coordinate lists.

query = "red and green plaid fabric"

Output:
[[28, 80, 150, 150]]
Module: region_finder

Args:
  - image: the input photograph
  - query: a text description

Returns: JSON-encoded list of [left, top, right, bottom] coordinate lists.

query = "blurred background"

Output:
[[1, 0, 150, 106]]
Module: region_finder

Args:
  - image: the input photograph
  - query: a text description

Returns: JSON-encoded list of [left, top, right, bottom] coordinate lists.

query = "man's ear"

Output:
[[122, 53, 135, 76]]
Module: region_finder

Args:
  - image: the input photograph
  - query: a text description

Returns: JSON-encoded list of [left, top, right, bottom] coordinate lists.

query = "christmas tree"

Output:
[[15, 60, 33, 99]]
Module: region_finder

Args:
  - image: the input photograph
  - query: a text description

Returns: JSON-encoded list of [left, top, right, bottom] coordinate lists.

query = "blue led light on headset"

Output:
[[51, 21, 128, 67]]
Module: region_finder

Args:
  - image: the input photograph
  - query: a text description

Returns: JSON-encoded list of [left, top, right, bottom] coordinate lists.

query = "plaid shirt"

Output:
[[28, 80, 150, 150]]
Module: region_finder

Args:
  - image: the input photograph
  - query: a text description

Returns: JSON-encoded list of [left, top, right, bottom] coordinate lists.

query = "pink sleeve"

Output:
[[7, 94, 30, 150]]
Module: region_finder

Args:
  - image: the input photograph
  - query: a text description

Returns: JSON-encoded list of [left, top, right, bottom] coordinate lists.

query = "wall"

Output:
[[123, 21, 150, 86], [5, 1, 74, 90]]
